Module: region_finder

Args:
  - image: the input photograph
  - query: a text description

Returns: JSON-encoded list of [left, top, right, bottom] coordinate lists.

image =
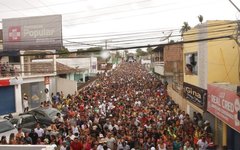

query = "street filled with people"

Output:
[[0, 62, 214, 150]]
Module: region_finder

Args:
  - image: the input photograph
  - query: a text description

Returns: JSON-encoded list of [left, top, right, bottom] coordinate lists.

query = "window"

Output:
[[185, 53, 198, 75], [9, 119, 18, 126], [0, 121, 15, 133], [22, 116, 36, 124]]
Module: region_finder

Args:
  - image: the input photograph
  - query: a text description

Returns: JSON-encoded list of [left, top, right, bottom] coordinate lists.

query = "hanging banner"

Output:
[[207, 84, 240, 133]]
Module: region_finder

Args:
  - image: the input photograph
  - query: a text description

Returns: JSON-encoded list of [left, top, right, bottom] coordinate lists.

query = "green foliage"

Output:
[[115, 51, 121, 58], [136, 48, 147, 57], [58, 46, 70, 57], [146, 45, 153, 54], [198, 15, 203, 24], [76, 49, 85, 56], [180, 22, 191, 36], [124, 50, 129, 58], [86, 47, 103, 51], [169, 40, 175, 43], [77, 47, 103, 56], [86, 47, 103, 55]]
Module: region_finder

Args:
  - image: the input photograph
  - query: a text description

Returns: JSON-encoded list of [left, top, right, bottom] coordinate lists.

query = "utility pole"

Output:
[[229, 0, 240, 12]]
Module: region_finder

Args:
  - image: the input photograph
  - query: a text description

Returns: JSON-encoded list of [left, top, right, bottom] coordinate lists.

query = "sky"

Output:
[[0, 0, 239, 51]]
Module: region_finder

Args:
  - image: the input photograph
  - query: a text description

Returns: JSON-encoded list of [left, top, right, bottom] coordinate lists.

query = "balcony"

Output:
[[0, 62, 56, 79], [153, 61, 180, 76], [153, 62, 164, 75]]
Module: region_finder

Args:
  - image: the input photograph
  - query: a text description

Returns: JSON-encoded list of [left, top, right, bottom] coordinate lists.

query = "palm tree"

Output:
[[198, 15, 203, 24], [180, 22, 191, 37]]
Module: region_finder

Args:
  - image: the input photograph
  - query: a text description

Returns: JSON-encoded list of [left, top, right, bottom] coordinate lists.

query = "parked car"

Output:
[[23, 107, 62, 126], [0, 119, 18, 142], [8, 114, 46, 132]]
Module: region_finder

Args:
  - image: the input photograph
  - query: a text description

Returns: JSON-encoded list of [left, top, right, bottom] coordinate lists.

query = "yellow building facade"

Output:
[[183, 20, 239, 148]]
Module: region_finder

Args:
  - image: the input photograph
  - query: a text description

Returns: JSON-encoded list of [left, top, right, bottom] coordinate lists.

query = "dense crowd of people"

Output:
[[0, 62, 215, 150]]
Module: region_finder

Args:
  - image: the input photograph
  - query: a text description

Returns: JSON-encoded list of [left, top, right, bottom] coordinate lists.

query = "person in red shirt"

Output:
[[68, 108, 76, 118], [70, 136, 83, 150]]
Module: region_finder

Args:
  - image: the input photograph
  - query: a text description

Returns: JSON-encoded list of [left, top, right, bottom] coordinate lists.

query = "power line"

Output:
[[17, 35, 232, 56], [4, 21, 235, 43], [63, 0, 219, 26], [0, 0, 80, 13], [229, 0, 240, 12]]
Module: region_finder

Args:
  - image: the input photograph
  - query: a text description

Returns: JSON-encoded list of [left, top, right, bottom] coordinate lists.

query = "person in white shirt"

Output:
[[197, 137, 208, 150], [23, 93, 29, 112], [34, 123, 45, 138]]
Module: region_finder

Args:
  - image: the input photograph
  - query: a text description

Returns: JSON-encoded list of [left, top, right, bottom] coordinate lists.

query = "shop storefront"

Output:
[[183, 82, 207, 118], [207, 84, 240, 150]]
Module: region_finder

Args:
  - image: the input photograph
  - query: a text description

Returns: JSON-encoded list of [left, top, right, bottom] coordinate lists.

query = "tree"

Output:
[[180, 22, 191, 37], [58, 46, 70, 57], [146, 45, 153, 54], [147, 45, 153, 61], [198, 15, 203, 24], [114, 51, 121, 64], [169, 40, 175, 43], [124, 50, 129, 58], [136, 48, 147, 57], [115, 51, 121, 58], [76, 49, 85, 56]]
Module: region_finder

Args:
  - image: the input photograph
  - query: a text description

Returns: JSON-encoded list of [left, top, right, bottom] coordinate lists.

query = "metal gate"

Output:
[[0, 86, 15, 115]]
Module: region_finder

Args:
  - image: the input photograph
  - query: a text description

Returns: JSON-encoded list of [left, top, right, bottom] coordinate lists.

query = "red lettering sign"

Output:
[[0, 79, 10, 86], [207, 84, 240, 132]]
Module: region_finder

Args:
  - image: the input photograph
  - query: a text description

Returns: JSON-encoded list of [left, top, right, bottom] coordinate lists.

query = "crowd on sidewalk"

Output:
[[0, 62, 215, 150]]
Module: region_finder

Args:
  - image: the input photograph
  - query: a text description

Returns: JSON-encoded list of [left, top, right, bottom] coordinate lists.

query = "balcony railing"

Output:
[[0, 62, 55, 78], [153, 61, 164, 75], [0, 63, 20, 78]]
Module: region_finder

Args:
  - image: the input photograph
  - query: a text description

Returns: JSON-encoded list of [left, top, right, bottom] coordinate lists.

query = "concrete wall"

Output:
[[49, 76, 57, 96], [168, 84, 187, 111], [207, 21, 239, 84], [57, 77, 77, 95], [164, 44, 183, 61], [183, 27, 199, 86]]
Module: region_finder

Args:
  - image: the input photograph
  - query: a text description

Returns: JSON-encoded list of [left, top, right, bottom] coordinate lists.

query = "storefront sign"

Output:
[[183, 82, 207, 108], [207, 84, 240, 132], [0, 79, 10, 86], [3, 15, 62, 50]]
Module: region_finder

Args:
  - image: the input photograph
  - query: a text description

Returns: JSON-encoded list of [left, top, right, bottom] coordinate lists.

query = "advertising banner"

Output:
[[207, 84, 240, 133], [183, 82, 207, 109], [2, 15, 62, 50], [0, 79, 10, 86]]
